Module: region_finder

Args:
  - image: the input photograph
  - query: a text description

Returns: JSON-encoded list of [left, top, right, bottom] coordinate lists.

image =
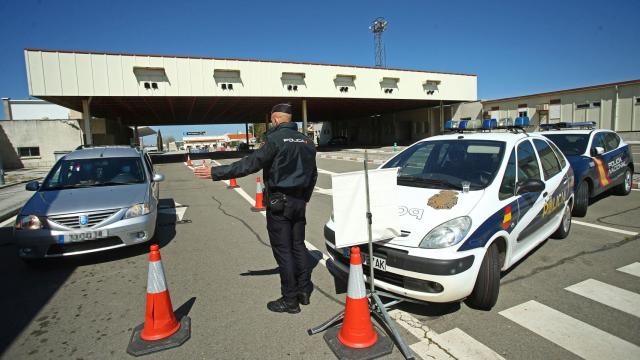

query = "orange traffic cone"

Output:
[[227, 178, 240, 189], [127, 245, 191, 356], [337, 246, 378, 348], [251, 177, 266, 211]]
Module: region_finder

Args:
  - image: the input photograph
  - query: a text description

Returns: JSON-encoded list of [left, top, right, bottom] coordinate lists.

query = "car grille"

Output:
[[48, 209, 120, 229]]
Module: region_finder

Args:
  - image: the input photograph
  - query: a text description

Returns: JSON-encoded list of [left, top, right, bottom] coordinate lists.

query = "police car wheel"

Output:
[[551, 203, 571, 239], [614, 168, 632, 196], [465, 242, 500, 310], [572, 181, 589, 217]]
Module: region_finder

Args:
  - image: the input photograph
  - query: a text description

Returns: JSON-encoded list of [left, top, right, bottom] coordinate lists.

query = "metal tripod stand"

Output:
[[307, 148, 415, 360]]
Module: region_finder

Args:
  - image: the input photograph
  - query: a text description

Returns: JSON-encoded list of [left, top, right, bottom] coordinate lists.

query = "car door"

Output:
[[532, 138, 567, 235], [589, 132, 620, 194], [602, 132, 629, 186], [143, 153, 159, 203], [511, 139, 547, 258]]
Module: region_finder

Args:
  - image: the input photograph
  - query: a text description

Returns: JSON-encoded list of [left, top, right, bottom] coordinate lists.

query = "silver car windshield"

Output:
[[41, 157, 146, 190], [383, 140, 506, 190]]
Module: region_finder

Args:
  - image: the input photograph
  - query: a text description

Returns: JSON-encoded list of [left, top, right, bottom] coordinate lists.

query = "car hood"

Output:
[[22, 184, 149, 216], [386, 186, 485, 248]]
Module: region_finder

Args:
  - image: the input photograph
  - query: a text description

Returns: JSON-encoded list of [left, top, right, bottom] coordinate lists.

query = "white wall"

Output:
[[0, 120, 83, 168], [9, 100, 73, 120], [25, 50, 477, 102]]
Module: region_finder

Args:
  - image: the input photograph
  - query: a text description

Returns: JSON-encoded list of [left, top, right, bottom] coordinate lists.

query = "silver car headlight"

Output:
[[15, 215, 44, 230], [124, 203, 151, 219], [419, 216, 472, 249]]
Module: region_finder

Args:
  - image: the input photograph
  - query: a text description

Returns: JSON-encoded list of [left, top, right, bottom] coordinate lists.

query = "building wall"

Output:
[[479, 82, 640, 134], [25, 50, 477, 102], [0, 120, 83, 168], [8, 100, 72, 120]]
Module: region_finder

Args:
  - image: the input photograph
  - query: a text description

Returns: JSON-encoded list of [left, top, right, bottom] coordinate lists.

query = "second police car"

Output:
[[539, 122, 634, 217], [324, 118, 574, 310]]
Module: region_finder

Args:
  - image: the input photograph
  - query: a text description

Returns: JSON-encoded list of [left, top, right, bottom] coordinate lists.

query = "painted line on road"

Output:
[[565, 279, 640, 318], [632, 189, 640, 192], [500, 300, 640, 360], [211, 160, 330, 267], [571, 220, 638, 236], [314, 187, 333, 196], [317, 168, 337, 175], [438, 328, 506, 360], [0, 216, 16, 228], [617, 262, 640, 278]]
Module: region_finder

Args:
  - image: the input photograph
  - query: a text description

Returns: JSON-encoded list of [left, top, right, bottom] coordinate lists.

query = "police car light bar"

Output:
[[539, 121, 596, 130], [445, 118, 532, 133]]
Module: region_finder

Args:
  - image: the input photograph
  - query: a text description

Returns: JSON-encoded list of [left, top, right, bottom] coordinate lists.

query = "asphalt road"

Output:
[[0, 157, 638, 359]]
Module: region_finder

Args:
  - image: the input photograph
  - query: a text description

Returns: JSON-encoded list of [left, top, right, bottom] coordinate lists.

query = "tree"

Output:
[[156, 130, 164, 151], [165, 135, 176, 145], [251, 123, 267, 142]]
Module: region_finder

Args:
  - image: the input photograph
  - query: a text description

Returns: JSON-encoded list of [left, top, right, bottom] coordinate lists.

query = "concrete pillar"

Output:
[[2, 98, 12, 120], [134, 126, 139, 146], [302, 99, 308, 135], [82, 98, 93, 145], [613, 85, 619, 131], [440, 100, 444, 134]]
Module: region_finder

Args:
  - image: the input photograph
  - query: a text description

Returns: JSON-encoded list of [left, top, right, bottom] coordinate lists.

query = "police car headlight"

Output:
[[15, 215, 44, 230], [124, 203, 151, 219], [419, 216, 472, 249]]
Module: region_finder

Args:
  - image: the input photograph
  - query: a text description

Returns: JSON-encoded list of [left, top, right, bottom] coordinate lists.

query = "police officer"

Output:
[[194, 103, 317, 314]]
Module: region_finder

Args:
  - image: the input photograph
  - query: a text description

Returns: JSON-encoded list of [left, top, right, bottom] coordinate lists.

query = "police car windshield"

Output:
[[383, 140, 505, 190], [542, 134, 589, 156], [41, 157, 146, 190]]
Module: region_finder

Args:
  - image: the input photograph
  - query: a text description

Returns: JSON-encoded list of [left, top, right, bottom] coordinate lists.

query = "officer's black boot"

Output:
[[297, 292, 311, 306], [267, 297, 301, 314]]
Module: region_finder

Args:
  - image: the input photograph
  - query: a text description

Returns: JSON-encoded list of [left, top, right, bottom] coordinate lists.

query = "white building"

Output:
[[453, 79, 640, 140]]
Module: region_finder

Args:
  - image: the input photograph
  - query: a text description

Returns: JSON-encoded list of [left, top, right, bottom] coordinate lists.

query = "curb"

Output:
[[0, 205, 20, 225], [0, 177, 39, 190], [317, 154, 386, 165]]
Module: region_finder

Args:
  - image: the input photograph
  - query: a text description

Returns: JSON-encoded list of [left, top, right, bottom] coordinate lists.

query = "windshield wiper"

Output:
[[397, 176, 462, 190]]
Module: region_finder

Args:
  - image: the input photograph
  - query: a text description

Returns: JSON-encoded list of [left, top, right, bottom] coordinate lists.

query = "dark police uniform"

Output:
[[211, 114, 317, 312]]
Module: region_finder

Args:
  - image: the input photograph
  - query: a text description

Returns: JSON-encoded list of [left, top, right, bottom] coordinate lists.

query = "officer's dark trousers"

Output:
[[266, 196, 312, 302]]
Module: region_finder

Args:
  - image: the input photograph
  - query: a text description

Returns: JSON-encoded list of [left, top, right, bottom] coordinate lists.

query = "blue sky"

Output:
[[0, 0, 638, 140]]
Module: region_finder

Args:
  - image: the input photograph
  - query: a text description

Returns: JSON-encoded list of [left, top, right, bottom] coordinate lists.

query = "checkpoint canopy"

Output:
[[23, 49, 477, 127]]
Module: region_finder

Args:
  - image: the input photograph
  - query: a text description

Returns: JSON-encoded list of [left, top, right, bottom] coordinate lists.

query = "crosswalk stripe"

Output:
[[0, 216, 16, 228], [500, 300, 640, 360], [317, 168, 337, 175], [389, 309, 454, 360], [618, 262, 640, 278], [565, 279, 640, 318], [438, 328, 505, 360], [313, 186, 332, 195]]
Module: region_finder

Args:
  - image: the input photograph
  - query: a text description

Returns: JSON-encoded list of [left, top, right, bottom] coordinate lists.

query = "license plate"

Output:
[[342, 248, 387, 272], [65, 230, 108, 243]]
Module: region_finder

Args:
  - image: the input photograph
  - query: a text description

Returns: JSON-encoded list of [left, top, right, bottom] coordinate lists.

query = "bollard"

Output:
[[393, 142, 397, 152]]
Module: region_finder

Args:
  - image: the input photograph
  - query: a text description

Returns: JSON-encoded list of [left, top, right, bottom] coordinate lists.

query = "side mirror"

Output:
[[25, 181, 40, 191], [591, 146, 605, 156], [516, 179, 545, 195], [152, 173, 165, 182]]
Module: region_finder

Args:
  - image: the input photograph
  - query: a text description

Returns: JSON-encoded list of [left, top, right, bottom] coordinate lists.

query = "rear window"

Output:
[[543, 134, 589, 156]]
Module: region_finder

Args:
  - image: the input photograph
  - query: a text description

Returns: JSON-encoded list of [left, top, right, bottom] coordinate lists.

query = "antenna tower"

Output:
[[369, 17, 388, 67]]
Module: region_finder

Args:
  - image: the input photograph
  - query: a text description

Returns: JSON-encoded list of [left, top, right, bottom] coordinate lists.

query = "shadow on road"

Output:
[[0, 198, 181, 356]]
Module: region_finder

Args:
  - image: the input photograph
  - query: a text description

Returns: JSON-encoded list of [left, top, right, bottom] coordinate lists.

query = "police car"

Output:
[[324, 118, 574, 310], [539, 122, 634, 217]]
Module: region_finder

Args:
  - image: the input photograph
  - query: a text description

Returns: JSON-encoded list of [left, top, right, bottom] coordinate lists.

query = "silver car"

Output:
[[15, 146, 163, 262]]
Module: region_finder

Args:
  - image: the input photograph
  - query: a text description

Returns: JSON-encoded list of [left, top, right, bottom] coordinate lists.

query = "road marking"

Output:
[[618, 262, 640, 278], [571, 220, 638, 236], [389, 309, 455, 360], [438, 328, 505, 360], [317, 168, 337, 175], [565, 279, 640, 317], [500, 300, 640, 360], [314, 186, 332, 195], [632, 189, 640, 192], [0, 216, 16, 228]]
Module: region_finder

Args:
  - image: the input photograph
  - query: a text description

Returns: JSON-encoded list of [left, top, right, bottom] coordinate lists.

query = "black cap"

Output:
[[271, 103, 292, 115]]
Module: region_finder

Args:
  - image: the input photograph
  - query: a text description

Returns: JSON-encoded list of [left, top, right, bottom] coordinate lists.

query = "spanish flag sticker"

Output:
[[592, 157, 611, 187], [502, 206, 512, 230]]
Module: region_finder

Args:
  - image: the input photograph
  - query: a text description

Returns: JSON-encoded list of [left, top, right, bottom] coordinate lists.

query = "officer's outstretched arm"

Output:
[[211, 141, 277, 181]]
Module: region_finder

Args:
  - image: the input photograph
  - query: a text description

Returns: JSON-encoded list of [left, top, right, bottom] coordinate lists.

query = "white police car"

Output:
[[539, 122, 634, 217], [324, 118, 574, 310]]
